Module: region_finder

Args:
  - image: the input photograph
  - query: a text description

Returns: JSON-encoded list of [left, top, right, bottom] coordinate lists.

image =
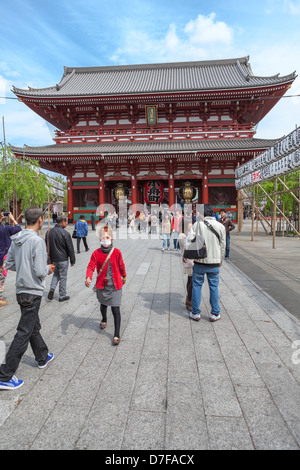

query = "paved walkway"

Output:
[[0, 225, 300, 450], [230, 219, 300, 320]]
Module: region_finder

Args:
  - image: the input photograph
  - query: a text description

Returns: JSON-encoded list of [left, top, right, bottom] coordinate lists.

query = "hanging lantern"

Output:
[[113, 183, 129, 201], [144, 181, 164, 204], [179, 182, 196, 203]]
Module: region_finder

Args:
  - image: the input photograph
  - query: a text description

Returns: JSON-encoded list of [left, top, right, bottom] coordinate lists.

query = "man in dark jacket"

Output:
[[218, 209, 235, 260], [45, 214, 76, 302]]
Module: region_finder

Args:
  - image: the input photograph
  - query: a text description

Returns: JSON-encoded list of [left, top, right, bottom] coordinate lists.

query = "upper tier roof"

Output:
[[12, 57, 296, 98]]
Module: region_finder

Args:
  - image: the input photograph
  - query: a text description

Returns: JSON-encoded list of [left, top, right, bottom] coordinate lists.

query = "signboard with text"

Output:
[[145, 105, 158, 126], [144, 181, 164, 204], [235, 127, 300, 189]]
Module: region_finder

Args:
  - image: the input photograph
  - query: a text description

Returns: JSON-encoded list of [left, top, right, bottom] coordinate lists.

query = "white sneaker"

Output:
[[189, 312, 201, 321], [210, 313, 221, 322]]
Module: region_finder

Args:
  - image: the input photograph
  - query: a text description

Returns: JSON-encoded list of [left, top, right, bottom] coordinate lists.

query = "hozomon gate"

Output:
[[10, 57, 296, 223]]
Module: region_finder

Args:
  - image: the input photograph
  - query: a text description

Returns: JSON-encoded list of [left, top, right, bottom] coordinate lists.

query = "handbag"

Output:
[[183, 221, 207, 260], [72, 228, 77, 239], [92, 248, 115, 292]]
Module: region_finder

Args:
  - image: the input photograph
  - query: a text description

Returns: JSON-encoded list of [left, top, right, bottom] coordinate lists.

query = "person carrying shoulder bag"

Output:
[[185, 204, 226, 323]]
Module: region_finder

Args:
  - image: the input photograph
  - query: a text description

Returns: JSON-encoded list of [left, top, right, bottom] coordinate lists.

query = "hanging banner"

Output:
[[235, 149, 300, 189], [145, 105, 158, 127], [235, 127, 300, 180], [144, 181, 164, 204], [235, 126, 300, 189]]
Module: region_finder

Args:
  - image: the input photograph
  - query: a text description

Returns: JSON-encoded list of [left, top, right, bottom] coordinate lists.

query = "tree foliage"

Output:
[[0, 146, 52, 212], [249, 170, 300, 216]]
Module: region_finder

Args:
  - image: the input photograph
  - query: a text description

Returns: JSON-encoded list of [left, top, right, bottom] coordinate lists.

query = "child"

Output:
[[85, 226, 126, 345]]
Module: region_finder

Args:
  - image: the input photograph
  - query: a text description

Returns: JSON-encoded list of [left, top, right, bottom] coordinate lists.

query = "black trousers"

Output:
[[77, 236, 88, 252], [0, 293, 48, 381], [100, 304, 121, 338]]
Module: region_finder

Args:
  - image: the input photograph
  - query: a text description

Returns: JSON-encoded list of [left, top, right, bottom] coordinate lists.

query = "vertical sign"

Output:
[[145, 105, 158, 126]]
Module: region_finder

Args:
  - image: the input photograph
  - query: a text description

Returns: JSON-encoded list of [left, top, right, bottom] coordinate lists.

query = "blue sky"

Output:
[[1, 0, 300, 148]]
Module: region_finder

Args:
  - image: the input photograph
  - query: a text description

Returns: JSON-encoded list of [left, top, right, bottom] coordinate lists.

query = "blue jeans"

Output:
[[173, 230, 179, 249], [225, 235, 230, 258], [191, 263, 220, 316], [162, 234, 170, 248]]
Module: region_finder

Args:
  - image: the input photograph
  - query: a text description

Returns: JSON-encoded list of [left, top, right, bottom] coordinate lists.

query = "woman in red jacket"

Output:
[[85, 226, 126, 345]]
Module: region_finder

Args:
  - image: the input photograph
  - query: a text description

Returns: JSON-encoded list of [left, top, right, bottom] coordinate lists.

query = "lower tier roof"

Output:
[[10, 137, 279, 157]]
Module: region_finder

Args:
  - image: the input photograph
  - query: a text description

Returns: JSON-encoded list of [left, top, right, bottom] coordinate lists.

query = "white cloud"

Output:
[[110, 13, 234, 64], [1, 105, 54, 147], [184, 13, 233, 46]]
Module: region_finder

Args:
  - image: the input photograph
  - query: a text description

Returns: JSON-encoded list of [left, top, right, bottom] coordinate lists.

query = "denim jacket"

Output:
[[75, 219, 88, 237]]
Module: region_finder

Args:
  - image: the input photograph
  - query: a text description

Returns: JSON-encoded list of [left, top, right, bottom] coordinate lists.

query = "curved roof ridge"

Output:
[[248, 71, 297, 81], [12, 56, 296, 98], [236, 58, 251, 80], [56, 68, 76, 89], [12, 83, 57, 94], [63, 56, 251, 75]]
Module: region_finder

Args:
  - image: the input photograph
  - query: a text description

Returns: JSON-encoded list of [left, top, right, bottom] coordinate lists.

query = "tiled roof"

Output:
[[12, 57, 296, 98], [10, 138, 279, 156]]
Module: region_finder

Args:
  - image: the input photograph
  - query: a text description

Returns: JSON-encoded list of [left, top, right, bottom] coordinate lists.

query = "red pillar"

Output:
[[98, 173, 105, 218], [168, 174, 175, 208], [67, 175, 73, 223], [131, 176, 137, 207], [202, 161, 209, 203]]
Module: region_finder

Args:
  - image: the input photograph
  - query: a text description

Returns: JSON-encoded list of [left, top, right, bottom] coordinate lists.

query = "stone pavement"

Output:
[[230, 219, 300, 320], [0, 225, 300, 450]]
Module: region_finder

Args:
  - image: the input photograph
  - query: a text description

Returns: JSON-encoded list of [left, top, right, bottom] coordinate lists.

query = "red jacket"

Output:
[[172, 215, 183, 231], [86, 248, 126, 290]]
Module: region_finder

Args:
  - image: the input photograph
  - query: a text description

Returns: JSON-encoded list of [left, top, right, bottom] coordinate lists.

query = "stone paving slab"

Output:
[[0, 226, 300, 450]]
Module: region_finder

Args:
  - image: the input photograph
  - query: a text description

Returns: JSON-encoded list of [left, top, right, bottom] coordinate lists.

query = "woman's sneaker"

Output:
[[0, 375, 24, 390]]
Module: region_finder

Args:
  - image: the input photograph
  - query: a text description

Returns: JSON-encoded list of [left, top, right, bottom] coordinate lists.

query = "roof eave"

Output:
[[12, 78, 296, 101]]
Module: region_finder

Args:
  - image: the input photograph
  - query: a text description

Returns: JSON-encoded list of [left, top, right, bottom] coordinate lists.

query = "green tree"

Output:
[[0, 146, 52, 213], [256, 170, 299, 216]]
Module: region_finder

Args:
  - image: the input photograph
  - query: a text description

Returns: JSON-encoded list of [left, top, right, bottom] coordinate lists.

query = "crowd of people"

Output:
[[0, 204, 234, 390]]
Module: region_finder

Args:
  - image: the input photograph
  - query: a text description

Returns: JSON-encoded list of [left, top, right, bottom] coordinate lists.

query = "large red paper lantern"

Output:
[[144, 181, 164, 204]]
